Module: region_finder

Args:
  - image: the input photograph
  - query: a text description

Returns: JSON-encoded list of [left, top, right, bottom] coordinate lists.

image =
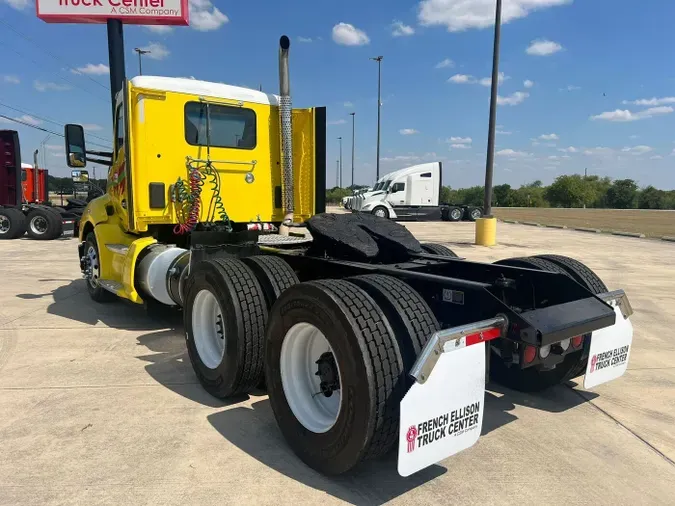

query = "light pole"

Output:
[[476, 0, 502, 247], [350, 112, 355, 189], [134, 47, 151, 75], [39, 133, 51, 170], [369, 56, 383, 180], [336, 159, 340, 187], [482, 0, 502, 219], [338, 137, 343, 187]]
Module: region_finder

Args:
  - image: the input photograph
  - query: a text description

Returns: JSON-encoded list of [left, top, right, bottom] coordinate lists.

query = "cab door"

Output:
[[107, 88, 132, 230]]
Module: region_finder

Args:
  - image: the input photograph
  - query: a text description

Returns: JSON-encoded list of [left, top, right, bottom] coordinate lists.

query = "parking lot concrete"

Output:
[[1, 222, 675, 505]]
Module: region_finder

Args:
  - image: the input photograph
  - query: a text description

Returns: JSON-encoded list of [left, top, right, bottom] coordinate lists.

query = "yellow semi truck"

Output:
[[65, 36, 635, 477]]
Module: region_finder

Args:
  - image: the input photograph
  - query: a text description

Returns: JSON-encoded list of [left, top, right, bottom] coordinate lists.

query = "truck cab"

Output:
[[357, 162, 443, 221]]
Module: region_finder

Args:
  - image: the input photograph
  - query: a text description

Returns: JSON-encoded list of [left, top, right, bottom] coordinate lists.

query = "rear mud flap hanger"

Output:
[[411, 289, 632, 384]]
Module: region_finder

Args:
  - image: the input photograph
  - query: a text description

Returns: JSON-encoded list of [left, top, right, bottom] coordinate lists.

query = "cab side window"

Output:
[[392, 182, 405, 193]]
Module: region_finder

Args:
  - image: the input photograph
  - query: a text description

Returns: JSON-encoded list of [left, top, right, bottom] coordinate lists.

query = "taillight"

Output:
[[572, 335, 584, 348], [539, 344, 551, 359], [523, 345, 536, 364]]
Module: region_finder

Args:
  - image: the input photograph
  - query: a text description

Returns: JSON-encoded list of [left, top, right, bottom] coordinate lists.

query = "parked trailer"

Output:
[[0, 130, 82, 240], [67, 35, 634, 478]]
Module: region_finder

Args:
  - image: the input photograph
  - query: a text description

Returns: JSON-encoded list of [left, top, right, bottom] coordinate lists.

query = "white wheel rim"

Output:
[[374, 208, 386, 218], [30, 215, 48, 235], [472, 210, 481, 219], [192, 289, 225, 370], [451, 209, 461, 220], [280, 322, 342, 433]]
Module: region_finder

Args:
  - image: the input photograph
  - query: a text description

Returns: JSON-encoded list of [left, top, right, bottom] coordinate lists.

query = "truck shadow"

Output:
[[207, 399, 447, 506], [481, 382, 599, 435], [136, 328, 250, 408]]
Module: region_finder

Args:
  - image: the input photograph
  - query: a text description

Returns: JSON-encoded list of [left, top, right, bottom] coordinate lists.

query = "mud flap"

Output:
[[398, 340, 486, 476], [61, 219, 75, 237], [584, 305, 633, 389]]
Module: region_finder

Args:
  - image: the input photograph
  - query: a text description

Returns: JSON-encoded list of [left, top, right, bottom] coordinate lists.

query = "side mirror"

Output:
[[65, 124, 87, 168], [71, 169, 89, 183]]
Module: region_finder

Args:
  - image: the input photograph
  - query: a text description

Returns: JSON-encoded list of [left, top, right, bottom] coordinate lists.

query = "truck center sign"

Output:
[[36, 0, 189, 26]]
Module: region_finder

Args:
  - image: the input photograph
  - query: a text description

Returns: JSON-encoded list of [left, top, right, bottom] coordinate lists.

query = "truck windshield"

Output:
[[382, 180, 392, 191]]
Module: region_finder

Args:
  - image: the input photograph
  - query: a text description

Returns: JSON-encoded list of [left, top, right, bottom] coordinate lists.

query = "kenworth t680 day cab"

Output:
[[66, 36, 634, 477]]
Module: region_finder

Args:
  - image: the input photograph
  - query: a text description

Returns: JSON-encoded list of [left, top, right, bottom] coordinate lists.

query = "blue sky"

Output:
[[1, 0, 675, 189]]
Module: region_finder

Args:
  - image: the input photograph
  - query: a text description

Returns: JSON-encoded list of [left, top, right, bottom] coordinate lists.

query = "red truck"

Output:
[[0, 129, 82, 240]]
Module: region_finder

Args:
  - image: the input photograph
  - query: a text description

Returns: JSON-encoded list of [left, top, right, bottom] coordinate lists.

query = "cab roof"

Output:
[[129, 76, 280, 106]]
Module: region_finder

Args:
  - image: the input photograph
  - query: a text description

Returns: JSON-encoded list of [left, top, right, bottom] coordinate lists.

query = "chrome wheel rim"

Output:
[[0, 215, 9, 234], [30, 215, 48, 235], [86, 244, 100, 289]]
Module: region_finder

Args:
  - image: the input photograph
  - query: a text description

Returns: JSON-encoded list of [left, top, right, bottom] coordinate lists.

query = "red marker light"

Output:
[[572, 335, 584, 348], [523, 345, 536, 364]]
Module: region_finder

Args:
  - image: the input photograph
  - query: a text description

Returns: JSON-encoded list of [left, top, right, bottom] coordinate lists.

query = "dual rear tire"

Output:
[[183, 256, 439, 475], [490, 254, 608, 392]]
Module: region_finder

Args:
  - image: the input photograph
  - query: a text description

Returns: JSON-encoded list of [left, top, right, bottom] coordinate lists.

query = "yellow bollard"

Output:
[[475, 217, 497, 246]]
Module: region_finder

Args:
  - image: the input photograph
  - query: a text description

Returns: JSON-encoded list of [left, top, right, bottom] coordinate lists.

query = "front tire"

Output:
[[265, 279, 404, 475], [371, 206, 389, 219], [184, 259, 267, 399], [84, 232, 116, 302]]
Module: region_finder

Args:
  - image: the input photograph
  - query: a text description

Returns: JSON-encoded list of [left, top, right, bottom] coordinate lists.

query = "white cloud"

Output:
[[189, 0, 229, 31], [144, 25, 174, 34], [450, 143, 471, 149], [590, 106, 674, 122], [524, 79, 534, 88], [497, 91, 529, 106], [72, 63, 109, 75], [381, 152, 441, 163], [650, 155, 663, 160], [391, 21, 415, 37], [496, 149, 530, 157], [297, 36, 313, 43], [332, 23, 370, 46], [583, 147, 614, 156], [328, 119, 346, 125], [561, 85, 581, 91], [558, 146, 578, 153], [561, 155, 571, 159], [81, 123, 104, 131], [448, 74, 475, 84], [621, 145, 652, 155], [138, 43, 170, 60], [418, 0, 571, 32], [400, 128, 419, 135], [496, 130, 512, 135], [622, 97, 675, 106], [34, 80, 70, 92], [45, 144, 62, 151], [449, 136, 472, 144], [479, 72, 508, 87], [435, 58, 454, 69], [539, 133, 559, 140], [3, 75, 20, 84], [3, 0, 30, 9], [548, 155, 560, 160], [629, 134, 639, 139], [343, 101, 354, 108], [526, 39, 563, 56]]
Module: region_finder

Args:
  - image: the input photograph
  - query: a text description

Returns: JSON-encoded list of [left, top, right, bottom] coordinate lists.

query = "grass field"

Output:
[[493, 207, 675, 238]]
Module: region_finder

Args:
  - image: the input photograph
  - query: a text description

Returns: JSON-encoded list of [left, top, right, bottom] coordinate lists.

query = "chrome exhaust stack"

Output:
[[278, 35, 294, 235]]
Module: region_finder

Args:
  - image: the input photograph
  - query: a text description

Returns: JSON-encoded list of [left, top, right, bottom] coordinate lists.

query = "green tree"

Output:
[[440, 185, 452, 204], [492, 184, 513, 207], [545, 174, 595, 207], [605, 179, 638, 209], [638, 186, 667, 209]]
